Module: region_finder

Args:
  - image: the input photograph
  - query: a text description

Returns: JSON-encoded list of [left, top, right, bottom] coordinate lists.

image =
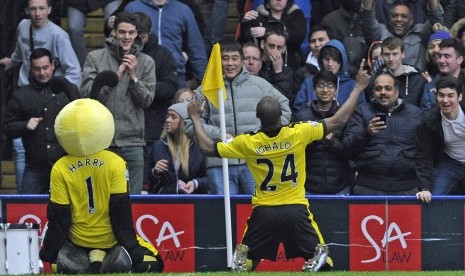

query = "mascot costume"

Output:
[[39, 99, 163, 273]]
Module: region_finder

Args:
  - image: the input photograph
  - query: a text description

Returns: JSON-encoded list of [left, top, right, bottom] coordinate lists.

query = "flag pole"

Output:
[[199, 42, 232, 267], [218, 88, 233, 267]]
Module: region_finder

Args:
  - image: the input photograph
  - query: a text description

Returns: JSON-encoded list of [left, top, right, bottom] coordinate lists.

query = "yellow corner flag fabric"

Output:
[[201, 43, 226, 108]]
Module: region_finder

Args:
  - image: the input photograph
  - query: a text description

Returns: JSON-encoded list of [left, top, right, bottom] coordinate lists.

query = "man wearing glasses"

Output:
[[293, 70, 355, 195], [342, 72, 422, 195]]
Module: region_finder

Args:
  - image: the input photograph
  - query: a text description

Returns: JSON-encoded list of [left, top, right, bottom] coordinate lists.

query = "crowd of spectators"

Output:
[[2, 0, 465, 200]]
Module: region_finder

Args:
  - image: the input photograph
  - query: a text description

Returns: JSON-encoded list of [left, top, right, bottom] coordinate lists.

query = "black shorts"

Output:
[[241, 204, 325, 260]]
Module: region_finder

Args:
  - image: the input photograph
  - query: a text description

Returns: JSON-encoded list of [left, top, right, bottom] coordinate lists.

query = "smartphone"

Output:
[[376, 113, 387, 124]]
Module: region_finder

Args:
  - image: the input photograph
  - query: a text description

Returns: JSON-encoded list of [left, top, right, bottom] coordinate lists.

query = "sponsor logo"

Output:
[[349, 205, 421, 271]]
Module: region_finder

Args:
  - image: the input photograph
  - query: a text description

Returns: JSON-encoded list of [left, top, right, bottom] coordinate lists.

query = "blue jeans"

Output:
[[13, 138, 25, 192], [207, 164, 255, 195], [67, 0, 122, 66], [432, 154, 465, 195], [177, 73, 186, 89], [108, 146, 144, 194], [21, 164, 51, 194], [210, 0, 229, 44]]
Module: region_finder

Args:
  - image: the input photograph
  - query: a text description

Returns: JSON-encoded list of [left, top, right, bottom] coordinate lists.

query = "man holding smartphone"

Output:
[[342, 72, 423, 195], [80, 11, 156, 194]]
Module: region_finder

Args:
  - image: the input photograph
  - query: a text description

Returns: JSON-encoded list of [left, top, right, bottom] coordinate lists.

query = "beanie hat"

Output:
[[168, 102, 189, 120], [428, 30, 451, 46]]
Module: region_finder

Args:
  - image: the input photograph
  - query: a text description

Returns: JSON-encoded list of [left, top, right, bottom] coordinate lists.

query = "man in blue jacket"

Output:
[[293, 39, 365, 114], [125, 0, 207, 87]]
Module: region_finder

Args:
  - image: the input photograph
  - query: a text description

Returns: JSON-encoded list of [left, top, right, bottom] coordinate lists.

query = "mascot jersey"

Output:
[[50, 150, 128, 248]]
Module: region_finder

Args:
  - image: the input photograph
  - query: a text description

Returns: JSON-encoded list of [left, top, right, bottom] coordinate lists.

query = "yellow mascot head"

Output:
[[55, 99, 114, 156]]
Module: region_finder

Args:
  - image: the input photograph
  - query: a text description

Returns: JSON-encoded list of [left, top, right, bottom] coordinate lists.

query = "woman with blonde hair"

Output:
[[173, 87, 195, 103], [144, 102, 208, 194]]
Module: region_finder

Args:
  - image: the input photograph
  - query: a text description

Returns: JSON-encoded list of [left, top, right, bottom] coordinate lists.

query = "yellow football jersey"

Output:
[[217, 121, 325, 207], [50, 150, 128, 249]]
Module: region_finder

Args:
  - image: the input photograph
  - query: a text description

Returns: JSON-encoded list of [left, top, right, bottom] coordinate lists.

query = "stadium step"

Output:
[[60, 2, 240, 53], [0, 161, 17, 194]]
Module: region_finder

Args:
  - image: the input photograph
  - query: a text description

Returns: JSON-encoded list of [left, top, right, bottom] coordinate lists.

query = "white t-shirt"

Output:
[[305, 52, 320, 70], [442, 107, 465, 163]]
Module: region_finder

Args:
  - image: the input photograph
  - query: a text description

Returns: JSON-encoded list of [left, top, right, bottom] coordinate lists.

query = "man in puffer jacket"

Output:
[[343, 72, 422, 195], [185, 41, 291, 195], [293, 70, 355, 195]]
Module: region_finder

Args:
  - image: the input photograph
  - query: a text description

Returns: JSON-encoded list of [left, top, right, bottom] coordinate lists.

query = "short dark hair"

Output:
[[133, 12, 151, 33], [381, 36, 404, 52], [114, 11, 137, 31], [313, 70, 338, 89], [309, 25, 330, 43], [439, 38, 465, 58], [435, 75, 463, 96], [256, 96, 281, 131], [29, 47, 53, 64], [27, 0, 51, 7], [390, 3, 413, 19], [220, 39, 243, 59], [264, 0, 294, 12], [342, 0, 362, 13], [319, 46, 342, 64], [263, 28, 288, 43], [373, 71, 399, 90]]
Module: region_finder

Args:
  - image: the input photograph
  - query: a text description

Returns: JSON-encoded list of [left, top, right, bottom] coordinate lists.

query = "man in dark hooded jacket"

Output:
[[321, 0, 367, 79], [133, 12, 179, 192], [365, 36, 426, 106]]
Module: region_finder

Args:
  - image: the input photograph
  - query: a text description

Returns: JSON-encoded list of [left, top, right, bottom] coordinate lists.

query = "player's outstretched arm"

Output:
[[187, 101, 217, 157], [324, 59, 370, 134]]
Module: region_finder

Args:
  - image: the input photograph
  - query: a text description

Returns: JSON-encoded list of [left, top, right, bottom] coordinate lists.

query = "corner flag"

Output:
[[201, 43, 233, 267], [201, 43, 226, 108]]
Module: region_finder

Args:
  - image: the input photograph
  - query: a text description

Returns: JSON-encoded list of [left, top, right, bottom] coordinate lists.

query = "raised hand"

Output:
[[187, 101, 205, 120], [243, 10, 258, 22], [355, 59, 370, 90], [122, 54, 138, 80]]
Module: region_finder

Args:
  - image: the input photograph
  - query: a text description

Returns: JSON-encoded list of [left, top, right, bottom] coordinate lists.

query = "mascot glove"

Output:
[[127, 245, 147, 265]]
